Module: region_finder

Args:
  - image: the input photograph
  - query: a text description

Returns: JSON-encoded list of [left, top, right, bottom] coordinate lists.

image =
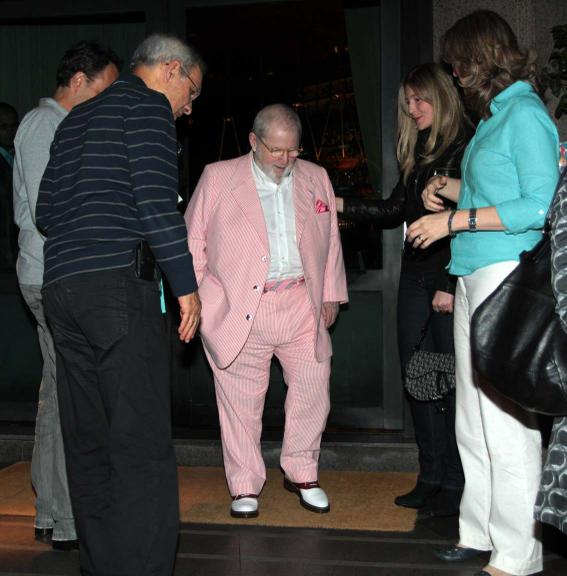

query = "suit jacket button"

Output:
[[246, 314, 252, 321], [253, 285, 259, 291], [261, 256, 268, 262]]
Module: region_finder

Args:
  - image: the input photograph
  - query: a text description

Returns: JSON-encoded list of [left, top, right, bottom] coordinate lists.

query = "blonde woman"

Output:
[[407, 11, 559, 576], [338, 63, 471, 516]]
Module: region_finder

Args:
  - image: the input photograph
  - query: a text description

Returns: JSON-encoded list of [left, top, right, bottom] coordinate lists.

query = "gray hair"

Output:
[[130, 34, 206, 74], [252, 104, 302, 140]]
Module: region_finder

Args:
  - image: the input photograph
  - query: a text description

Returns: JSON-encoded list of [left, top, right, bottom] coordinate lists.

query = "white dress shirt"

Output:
[[252, 158, 304, 281]]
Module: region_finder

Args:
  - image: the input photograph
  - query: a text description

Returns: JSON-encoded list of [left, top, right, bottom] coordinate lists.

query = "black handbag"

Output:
[[470, 176, 567, 415], [405, 313, 456, 401]]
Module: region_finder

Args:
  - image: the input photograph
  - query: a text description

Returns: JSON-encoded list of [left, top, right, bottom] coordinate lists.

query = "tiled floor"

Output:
[[1, 498, 566, 575]]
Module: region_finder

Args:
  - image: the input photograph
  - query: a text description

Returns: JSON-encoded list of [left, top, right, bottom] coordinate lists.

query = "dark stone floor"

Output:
[[1, 493, 566, 575]]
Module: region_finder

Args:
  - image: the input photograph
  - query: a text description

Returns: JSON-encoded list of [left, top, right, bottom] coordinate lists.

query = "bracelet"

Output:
[[468, 208, 478, 232], [447, 209, 457, 237]]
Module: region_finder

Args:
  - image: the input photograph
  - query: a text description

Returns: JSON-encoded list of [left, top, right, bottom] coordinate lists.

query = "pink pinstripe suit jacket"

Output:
[[184, 152, 348, 370]]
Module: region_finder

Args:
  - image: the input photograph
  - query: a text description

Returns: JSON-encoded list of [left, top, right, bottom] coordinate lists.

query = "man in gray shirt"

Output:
[[13, 41, 119, 550]]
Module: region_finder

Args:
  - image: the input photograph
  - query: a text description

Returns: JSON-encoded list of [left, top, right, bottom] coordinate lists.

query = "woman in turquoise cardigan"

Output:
[[407, 10, 559, 576]]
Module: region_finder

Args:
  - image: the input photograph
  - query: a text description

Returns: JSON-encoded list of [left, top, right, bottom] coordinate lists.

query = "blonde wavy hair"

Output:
[[397, 63, 466, 184], [441, 10, 538, 120]]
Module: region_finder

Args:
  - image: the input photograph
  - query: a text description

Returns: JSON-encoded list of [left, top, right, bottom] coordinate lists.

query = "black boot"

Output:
[[395, 481, 440, 508]]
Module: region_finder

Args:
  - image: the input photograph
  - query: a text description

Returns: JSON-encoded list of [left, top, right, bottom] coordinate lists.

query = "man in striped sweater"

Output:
[[36, 35, 204, 576]]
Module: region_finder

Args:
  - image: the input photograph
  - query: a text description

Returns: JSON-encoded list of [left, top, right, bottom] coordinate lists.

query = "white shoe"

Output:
[[284, 477, 330, 513], [230, 494, 259, 518]]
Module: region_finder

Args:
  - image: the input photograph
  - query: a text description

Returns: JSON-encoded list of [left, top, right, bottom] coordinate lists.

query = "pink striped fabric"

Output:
[[263, 277, 304, 292], [184, 152, 348, 370], [205, 283, 331, 497], [185, 151, 348, 499]]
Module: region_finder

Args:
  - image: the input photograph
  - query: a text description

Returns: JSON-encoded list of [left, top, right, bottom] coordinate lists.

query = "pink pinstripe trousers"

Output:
[[204, 283, 331, 497]]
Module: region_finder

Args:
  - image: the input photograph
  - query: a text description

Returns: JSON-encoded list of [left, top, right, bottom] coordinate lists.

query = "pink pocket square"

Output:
[[315, 199, 330, 213]]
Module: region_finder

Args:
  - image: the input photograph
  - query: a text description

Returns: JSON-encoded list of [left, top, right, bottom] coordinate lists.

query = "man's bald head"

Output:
[[251, 104, 302, 141]]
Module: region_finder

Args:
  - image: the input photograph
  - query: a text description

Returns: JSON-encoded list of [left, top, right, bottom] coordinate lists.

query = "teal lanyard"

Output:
[[159, 279, 166, 314]]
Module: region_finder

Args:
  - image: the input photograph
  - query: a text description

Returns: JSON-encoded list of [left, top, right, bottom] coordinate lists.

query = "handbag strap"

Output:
[[413, 311, 433, 351], [544, 166, 567, 234]]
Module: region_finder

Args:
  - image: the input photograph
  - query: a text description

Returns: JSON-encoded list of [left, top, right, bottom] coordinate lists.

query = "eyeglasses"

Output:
[[255, 134, 303, 159], [179, 63, 201, 101]]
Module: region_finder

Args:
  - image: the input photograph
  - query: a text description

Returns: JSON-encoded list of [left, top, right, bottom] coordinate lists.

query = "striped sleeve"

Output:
[[124, 93, 197, 296]]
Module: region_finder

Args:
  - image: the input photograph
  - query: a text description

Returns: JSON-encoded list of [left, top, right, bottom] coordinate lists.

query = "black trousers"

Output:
[[397, 262, 464, 489], [43, 268, 178, 576]]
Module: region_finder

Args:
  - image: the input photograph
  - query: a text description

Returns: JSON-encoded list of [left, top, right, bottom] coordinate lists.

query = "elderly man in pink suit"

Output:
[[185, 104, 348, 518]]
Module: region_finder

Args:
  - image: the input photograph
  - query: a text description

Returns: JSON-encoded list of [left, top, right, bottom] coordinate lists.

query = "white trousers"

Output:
[[454, 261, 543, 575]]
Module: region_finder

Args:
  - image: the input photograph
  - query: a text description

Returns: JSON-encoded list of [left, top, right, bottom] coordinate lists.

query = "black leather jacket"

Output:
[[343, 129, 471, 293]]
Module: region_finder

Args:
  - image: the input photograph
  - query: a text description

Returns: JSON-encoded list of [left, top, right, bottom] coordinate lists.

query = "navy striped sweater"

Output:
[[36, 74, 197, 297]]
